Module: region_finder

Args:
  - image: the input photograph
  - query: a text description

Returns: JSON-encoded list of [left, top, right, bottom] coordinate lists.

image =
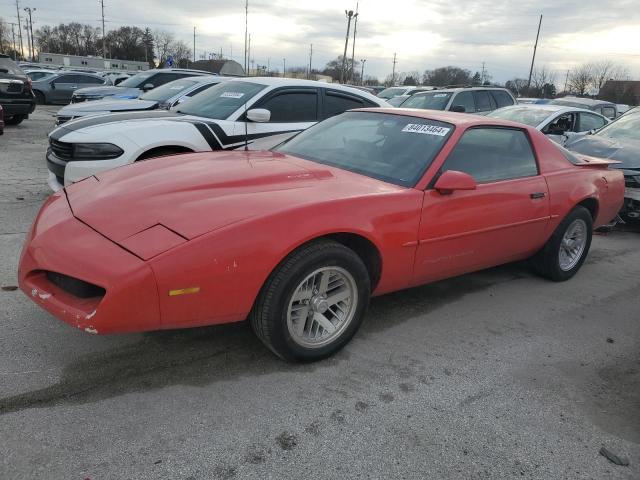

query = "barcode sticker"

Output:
[[221, 92, 244, 98], [401, 124, 451, 136]]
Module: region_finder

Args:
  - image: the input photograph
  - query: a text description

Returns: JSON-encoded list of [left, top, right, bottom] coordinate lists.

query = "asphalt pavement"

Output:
[[0, 107, 638, 479]]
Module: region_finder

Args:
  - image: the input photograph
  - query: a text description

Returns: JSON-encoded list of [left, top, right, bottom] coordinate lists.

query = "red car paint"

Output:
[[18, 109, 624, 335]]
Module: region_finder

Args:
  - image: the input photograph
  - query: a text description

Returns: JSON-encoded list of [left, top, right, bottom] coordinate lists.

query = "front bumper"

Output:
[[18, 191, 161, 334], [46, 148, 130, 191], [1, 97, 36, 116]]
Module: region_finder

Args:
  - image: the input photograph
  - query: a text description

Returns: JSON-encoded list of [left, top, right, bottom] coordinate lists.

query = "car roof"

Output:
[[145, 68, 214, 75], [226, 77, 387, 103], [411, 86, 511, 96], [493, 104, 599, 114], [354, 107, 535, 129], [551, 96, 615, 107]]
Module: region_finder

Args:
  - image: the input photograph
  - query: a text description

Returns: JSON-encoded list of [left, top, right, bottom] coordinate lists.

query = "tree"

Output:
[[472, 72, 481, 85], [589, 60, 628, 92], [505, 78, 529, 97], [322, 56, 359, 82], [568, 64, 593, 96], [423, 66, 472, 87], [403, 75, 417, 86]]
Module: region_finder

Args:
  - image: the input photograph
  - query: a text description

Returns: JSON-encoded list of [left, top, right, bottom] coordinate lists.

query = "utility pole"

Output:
[[15, 0, 24, 60], [248, 33, 251, 76], [100, 0, 106, 58], [282, 58, 286, 77], [244, 0, 248, 74], [23, 20, 31, 62], [391, 53, 397, 85], [360, 58, 366, 85], [9, 22, 18, 60], [563, 69, 570, 92], [340, 10, 355, 84], [24, 7, 35, 62], [349, 1, 359, 83], [308, 43, 313, 79], [193, 26, 196, 63], [527, 14, 543, 90], [480, 61, 486, 84]]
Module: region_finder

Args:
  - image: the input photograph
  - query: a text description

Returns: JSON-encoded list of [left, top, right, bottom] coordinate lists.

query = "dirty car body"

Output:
[[19, 109, 624, 360]]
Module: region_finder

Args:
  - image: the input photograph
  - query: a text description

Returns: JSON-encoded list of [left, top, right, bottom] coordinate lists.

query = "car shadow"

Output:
[[0, 262, 536, 416]]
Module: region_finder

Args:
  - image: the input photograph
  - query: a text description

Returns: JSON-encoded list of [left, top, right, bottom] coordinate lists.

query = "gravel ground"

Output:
[[0, 107, 638, 480]]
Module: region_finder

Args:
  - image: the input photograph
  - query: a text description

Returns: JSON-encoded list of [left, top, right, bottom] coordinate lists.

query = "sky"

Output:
[[1, 0, 639, 84]]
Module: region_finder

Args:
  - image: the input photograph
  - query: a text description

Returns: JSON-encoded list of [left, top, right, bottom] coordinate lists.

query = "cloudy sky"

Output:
[[2, 0, 639, 83]]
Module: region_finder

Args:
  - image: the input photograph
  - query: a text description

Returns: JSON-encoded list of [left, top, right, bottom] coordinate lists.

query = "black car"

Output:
[[0, 54, 36, 125], [565, 108, 640, 221], [70, 68, 213, 103]]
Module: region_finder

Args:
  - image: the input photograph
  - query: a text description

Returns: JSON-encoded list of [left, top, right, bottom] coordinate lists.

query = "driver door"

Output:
[[50, 74, 81, 103], [235, 87, 319, 150], [413, 127, 550, 284]]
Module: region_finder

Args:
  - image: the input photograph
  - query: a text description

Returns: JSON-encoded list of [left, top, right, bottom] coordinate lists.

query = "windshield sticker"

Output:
[[221, 92, 245, 99], [402, 124, 451, 136], [433, 93, 448, 97]]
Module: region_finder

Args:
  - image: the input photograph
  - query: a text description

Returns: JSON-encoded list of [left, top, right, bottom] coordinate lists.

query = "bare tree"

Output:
[[589, 60, 628, 92], [531, 66, 556, 91], [153, 30, 174, 66], [568, 64, 593, 96]]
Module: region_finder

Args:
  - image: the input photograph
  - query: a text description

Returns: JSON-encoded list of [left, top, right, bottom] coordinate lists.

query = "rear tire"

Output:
[[531, 206, 593, 281], [34, 91, 46, 105], [5, 114, 25, 125], [250, 240, 371, 362]]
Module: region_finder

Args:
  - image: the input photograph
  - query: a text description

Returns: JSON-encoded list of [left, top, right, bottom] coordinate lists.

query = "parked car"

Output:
[[564, 108, 640, 221], [46, 78, 389, 190], [32, 72, 107, 105], [400, 86, 516, 114], [70, 68, 213, 103], [488, 105, 609, 144], [21, 109, 624, 361], [0, 104, 4, 134], [0, 54, 36, 125], [616, 104, 631, 116], [516, 97, 551, 105], [55, 76, 229, 126], [377, 86, 435, 100], [549, 97, 618, 119], [23, 69, 58, 81]]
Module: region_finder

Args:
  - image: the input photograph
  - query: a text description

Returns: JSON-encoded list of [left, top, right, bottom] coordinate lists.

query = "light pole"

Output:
[[360, 59, 366, 85], [349, 2, 359, 83], [282, 58, 286, 77], [340, 10, 355, 84], [23, 7, 35, 61]]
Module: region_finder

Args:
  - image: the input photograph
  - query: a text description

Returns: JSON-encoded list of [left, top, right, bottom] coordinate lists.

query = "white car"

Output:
[[377, 86, 435, 101], [487, 104, 610, 144], [54, 76, 228, 125], [46, 77, 389, 190]]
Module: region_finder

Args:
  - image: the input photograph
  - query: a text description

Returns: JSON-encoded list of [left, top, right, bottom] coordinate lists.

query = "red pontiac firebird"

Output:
[[19, 109, 624, 361]]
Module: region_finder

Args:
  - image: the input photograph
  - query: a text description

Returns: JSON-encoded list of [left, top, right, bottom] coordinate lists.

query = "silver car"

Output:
[[54, 76, 228, 125], [32, 72, 106, 105]]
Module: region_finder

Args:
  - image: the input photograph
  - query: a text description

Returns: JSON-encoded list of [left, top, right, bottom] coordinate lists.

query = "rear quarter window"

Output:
[[491, 90, 515, 108]]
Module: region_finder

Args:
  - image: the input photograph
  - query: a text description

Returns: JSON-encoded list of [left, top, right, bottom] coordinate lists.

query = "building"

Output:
[[599, 80, 640, 106], [38, 52, 149, 72], [190, 59, 245, 76]]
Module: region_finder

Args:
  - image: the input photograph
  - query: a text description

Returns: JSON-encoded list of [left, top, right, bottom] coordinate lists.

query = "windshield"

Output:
[[118, 71, 155, 88], [275, 111, 454, 187], [0, 57, 25, 75], [488, 107, 551, 127], [596, 111, 640, 141], [140, 78, 199, 101], [401, 92, 452, 110], [175, 80, 267, 120], [378, 87, 407, 99]]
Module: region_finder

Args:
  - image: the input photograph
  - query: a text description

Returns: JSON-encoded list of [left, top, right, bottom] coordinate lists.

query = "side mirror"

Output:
[[49, 81, 56, 89], [175, 95, 189, 105], [434, 170, 477, 194], [246, 108, 271, 123], [142, 83, 155, 91], [451, 105, 466, 113]]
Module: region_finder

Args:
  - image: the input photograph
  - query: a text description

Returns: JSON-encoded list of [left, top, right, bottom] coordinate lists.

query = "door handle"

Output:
[[530, 192, 546, 199]]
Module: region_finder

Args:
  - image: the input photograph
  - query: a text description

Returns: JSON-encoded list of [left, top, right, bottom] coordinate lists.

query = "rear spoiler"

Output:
[[574, 153, 621, 168]]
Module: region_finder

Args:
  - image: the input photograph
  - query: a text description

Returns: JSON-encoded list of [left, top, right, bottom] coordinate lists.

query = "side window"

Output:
[[544, 113, 575, 134], [491, 90, 514, 108], [151, 73, 185, 87], [53, 75, 76, 83], [601, 106, 616, 119], [77, 75, 103, 84], [578, 112, 606, 132], [260, 90, 318, 123], [450, 91, 475, 113], [442, 128, 538, 183], [323, 91, 367, 118], [473, 91, 496, 112]]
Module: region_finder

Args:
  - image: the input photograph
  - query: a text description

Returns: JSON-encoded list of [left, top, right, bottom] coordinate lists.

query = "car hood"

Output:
[[64, 150, 401, 244], [565, 134, 640, 169], [74, 85, 142, 98], [58, 99, 158, 115]]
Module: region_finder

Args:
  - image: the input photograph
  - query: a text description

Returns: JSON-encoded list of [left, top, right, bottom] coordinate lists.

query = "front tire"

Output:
[[250, 240, 371, 362], [531, 206, 593, 281], [5, 114, 25, 125]]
